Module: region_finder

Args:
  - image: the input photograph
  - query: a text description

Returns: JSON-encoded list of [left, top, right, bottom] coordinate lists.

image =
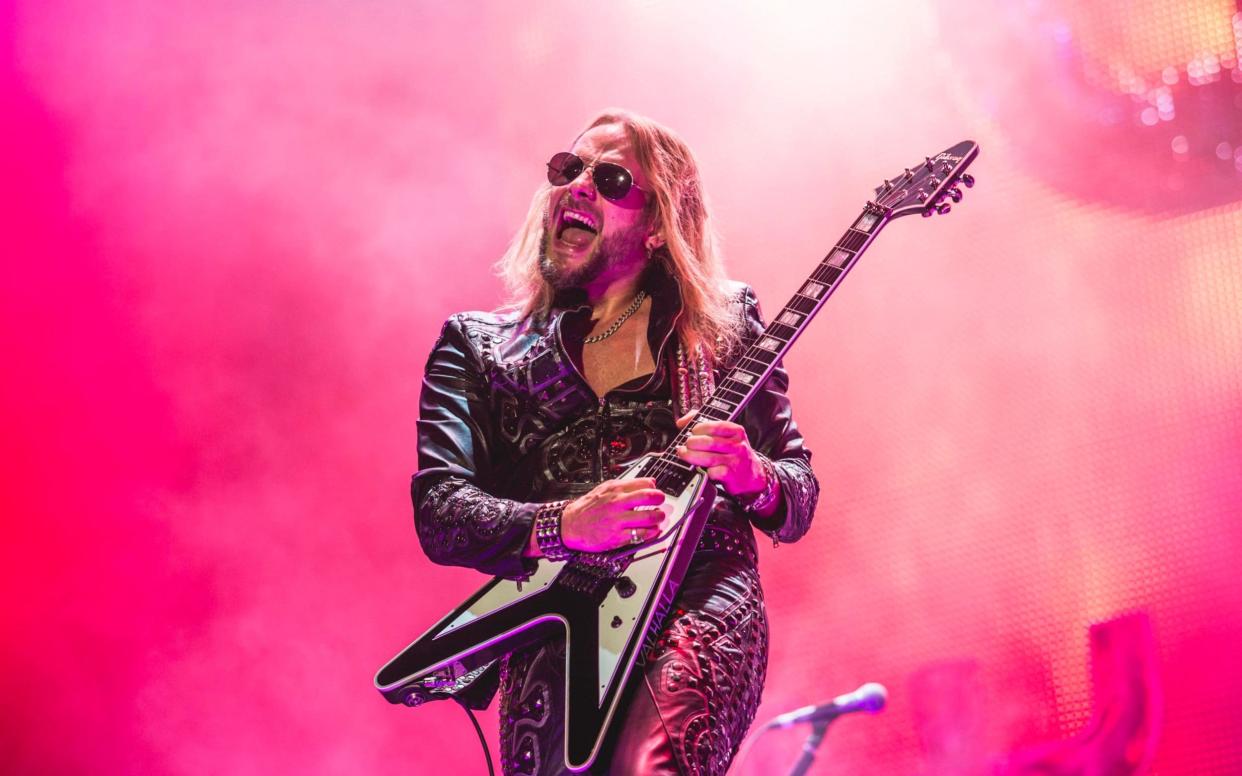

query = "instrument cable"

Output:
[[458, 701, 495, 776]]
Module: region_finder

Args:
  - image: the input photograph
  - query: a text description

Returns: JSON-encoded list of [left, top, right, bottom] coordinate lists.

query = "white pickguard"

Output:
[[595, 460, 706, 701]]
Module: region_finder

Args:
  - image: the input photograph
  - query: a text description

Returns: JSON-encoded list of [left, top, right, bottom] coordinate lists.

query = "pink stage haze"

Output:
[[3, 1, 1240, 773]]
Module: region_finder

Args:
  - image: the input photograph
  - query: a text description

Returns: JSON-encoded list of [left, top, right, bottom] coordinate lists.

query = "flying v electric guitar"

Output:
[[376, 140, 980, 772]]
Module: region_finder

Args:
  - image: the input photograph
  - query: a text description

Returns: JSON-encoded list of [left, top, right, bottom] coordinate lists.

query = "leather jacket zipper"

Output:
[[595, 395, 608, 481]]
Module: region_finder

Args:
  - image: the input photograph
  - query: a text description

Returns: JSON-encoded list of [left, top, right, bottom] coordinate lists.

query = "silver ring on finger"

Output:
[[630, 528, 642, 545]]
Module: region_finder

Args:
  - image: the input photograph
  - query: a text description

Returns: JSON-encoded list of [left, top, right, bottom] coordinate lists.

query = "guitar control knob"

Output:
[[961, 173, 975, 188], [403, 690, 428, 708], [615, 576, 636, 598]]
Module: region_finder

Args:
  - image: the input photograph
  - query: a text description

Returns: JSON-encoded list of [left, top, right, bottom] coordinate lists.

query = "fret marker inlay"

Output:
[[777, 311, 803, 326], [801, 281, 826, 299], [757, 336, 780, 352], [828, 249, 853, 269], [855, 212, 880, 231]]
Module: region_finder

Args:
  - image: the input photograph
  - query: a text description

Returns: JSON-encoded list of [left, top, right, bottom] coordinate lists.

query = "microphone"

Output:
[[765, 682, 888, 729]]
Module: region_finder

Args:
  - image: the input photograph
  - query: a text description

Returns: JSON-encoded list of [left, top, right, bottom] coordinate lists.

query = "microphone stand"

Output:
[[786, 718, 831, 776], [733, 683, 886, 775]]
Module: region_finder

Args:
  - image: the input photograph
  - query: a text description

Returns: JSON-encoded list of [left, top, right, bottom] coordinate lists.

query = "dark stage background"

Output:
[[3, 1, 1240, 773]]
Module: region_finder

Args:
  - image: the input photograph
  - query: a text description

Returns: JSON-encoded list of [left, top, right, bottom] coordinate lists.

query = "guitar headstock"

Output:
[[873, 140, 979, 220]]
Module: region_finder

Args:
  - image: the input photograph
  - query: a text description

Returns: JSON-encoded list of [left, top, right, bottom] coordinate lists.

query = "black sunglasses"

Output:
[[546, 152, 648, 201]]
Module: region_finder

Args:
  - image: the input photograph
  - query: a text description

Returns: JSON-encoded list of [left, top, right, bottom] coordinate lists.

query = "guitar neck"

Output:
[[664, 202, 890, 454]]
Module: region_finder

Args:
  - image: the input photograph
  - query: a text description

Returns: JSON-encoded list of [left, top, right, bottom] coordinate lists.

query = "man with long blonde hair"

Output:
[[414, 109, 819, 774]]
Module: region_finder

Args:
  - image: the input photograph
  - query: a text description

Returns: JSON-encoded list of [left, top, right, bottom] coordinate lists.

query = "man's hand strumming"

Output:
[[561, 477, 669, 552]]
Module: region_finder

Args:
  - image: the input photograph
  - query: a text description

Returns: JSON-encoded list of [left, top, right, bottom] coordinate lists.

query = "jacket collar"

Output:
[[548, 260, 685, 390], [549, 260, 683, 343]]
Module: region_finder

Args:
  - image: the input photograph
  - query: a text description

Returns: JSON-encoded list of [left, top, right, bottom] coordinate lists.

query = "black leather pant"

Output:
[[499, 525, 768, 776]]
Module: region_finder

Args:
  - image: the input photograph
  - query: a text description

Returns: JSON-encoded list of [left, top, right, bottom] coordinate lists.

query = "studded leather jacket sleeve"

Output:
[[730, 287, 819, 545], [412, 315, 540, 580]]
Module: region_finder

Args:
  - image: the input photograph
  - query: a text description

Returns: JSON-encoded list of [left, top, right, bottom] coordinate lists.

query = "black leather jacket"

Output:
[[412, 270, 820, 774], [412, 274, 819, 580]]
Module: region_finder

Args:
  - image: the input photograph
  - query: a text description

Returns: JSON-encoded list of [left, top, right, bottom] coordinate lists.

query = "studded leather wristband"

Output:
[[738, 455, 780, 514], [533, 500, 573, 561]]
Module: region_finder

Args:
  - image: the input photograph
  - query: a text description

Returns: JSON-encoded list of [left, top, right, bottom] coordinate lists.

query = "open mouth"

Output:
[[556, 208, 599, 246]]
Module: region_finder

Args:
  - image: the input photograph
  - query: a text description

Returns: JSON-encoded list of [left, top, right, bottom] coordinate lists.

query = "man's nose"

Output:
[[568, 167, 597, 200]]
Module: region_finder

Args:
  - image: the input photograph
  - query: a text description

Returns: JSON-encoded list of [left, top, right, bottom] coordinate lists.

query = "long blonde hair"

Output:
[[495, 109, 738, 357]]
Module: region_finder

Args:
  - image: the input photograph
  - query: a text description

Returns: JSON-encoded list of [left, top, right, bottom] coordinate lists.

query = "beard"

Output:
[[538, 222, 648, 291]]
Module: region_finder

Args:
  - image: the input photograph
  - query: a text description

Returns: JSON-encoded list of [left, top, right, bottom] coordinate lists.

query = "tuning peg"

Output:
[[960, 173, 975, 188], [936, 202, 952, 215], [922, 207, 935, 218], [924, 157, 935, 170], [947, 186, 963, 203]]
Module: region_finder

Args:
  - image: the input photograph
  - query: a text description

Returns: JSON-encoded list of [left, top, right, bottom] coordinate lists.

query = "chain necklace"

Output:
[[583, 290, 647, 344]]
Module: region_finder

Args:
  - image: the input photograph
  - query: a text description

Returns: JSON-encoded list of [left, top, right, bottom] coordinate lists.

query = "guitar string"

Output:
[[621, 161, 969, 560], [618, 162, 969, 587], [643, 163, 957, 489], [645, 207, 873, 485]]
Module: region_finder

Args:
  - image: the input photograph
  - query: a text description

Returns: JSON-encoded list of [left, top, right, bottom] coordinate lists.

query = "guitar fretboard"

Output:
[[649, 203, 890, 482]]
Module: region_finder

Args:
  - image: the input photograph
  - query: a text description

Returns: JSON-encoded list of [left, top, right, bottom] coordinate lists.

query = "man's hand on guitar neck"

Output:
[[675, 413, 782, 519]]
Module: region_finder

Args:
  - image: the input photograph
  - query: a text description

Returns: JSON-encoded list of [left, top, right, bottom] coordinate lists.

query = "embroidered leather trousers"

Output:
[[499, 522, 768, 776]]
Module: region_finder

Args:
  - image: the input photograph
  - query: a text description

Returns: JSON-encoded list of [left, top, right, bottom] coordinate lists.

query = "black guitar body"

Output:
[[378, 455, 716, 771]]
